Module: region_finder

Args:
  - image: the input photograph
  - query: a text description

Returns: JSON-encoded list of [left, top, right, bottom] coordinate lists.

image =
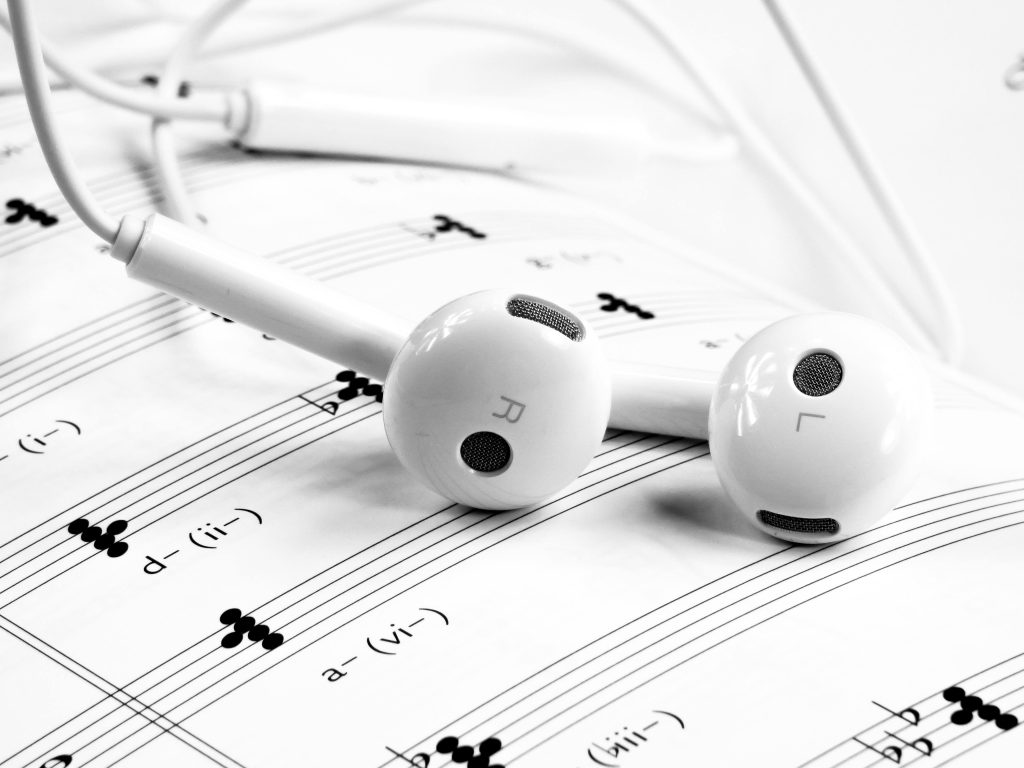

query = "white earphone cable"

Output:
[[0, 5, 231, 122], [3, 0, 961, 362], [151, 0, 249, 226], [149, 0, 437, 226], [761, 0, 964, 362], [606, 0, 957, 361], [6, 0, 118, 242]]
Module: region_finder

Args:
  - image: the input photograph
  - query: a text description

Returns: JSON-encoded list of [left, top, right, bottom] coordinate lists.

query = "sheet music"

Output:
[[1, 89, 1023, 768]]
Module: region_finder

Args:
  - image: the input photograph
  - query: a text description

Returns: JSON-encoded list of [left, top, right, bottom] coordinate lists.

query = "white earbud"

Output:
[[110, 216, 932, 526], [708, 313, 933, 543], [8, 0, 933, 528], [111, 216, 933, 526], [383, 291, 610, 509], [112, 214, 612, 510]]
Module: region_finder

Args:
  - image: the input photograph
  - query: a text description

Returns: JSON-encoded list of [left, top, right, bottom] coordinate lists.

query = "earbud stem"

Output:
[[110, 214, 716, 440], [111, 213, 407, 383], [609, 361, 714, 439]]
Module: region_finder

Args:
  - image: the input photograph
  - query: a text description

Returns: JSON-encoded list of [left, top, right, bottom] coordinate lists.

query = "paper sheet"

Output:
[[1, 90, 1023, 768]]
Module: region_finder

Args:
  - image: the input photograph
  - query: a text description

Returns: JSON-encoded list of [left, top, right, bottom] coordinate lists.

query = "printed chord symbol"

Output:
[[5, 198, 57, 227], [218, 608, 284, 650], [943, 686, 1018, 730], [67, 518, 128, 557], [436, 735, 503, 768]]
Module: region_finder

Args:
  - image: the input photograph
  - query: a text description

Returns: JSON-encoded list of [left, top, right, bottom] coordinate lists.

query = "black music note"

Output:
[[436, 736, 503, 768], [67, 519, 128, 558], [596, 292, 654, 320], [432, 215, 486, 239], [943, 686, 1019, 730], [5, 198, 57, 227], [218, 608, 284, 650], [336, 370, 383, 403]]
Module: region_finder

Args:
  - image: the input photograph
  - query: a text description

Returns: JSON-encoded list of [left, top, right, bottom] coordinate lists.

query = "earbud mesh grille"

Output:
[[460, 431, 511, 473], [757, 510, 840, 536], [506, 297, 583, 341], [793, 352, 843, 397]]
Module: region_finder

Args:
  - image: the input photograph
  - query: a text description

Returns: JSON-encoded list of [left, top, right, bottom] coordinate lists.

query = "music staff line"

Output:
[[382, 548, 793, 768], [6, 430, 638, 761], [3, 499, 461, 768], [0, 294, 171, 375], [0, 345, 629, 597], [801, 649, 1024, 768], [280, 212, 612, 276], [0, 148, 279, 258], [3, 401, 387, 766], [9, 428, 633, 766], [0, 183, 725, 405], [0, 390, 384, 607], [0, 313, 213, 421], [0, 614, 246, 768], [499, 518, 1024, 764], [2, 432, 644, 735], [0, 222, 429, 406], [4, 90, 1011, 765], [378, 480, 1024, 767], [868, 686, 1024, 768], [6, 360, 1015, 753], [0, 274, 1011, 757], [0, 376, 361, 572], [0, 288, 777, 426], [0, 128, 608, 261], [0, 300, 199, 400], [11, 438, 700, 766], [865, 699, 1024, 768], [0, 342, 644, 597], [929, 702, 1024, 767], [0, 153, 268, 258], [14, 475, 1024, 765], [2, 203, 620, 388], [62, 441, 710, 768], [500, 504, 1024, 764], [0, 213, 630, 420], [9, 456, 1024, 765], [0, 374, 355, 557]]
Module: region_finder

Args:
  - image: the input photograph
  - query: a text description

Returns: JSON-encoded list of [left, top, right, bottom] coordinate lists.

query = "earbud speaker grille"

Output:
[[460, 431, 511, 473], [793, 352, 843, 397], [757, 510, 840, 536], [506, 296, 583, 341]]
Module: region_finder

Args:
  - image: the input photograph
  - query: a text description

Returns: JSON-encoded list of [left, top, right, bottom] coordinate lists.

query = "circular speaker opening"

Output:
[[793, 351, 843, 397], [460, 432, 512, 473]]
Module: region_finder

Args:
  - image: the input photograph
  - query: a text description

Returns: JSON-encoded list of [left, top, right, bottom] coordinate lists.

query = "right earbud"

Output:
[[708, 312, 933, 543], [383, 290, 611, 510]]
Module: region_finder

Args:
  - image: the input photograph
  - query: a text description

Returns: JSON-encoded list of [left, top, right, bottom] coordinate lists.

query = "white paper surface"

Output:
[[1, 90, 1022, 768]]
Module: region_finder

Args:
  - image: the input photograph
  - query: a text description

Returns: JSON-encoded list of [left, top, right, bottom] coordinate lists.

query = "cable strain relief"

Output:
[[110, 214, 148, 265], [224, 88, 252, 137]]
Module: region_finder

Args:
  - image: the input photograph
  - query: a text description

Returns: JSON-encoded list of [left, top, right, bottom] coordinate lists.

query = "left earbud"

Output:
[[708, 312, 933, 543]]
